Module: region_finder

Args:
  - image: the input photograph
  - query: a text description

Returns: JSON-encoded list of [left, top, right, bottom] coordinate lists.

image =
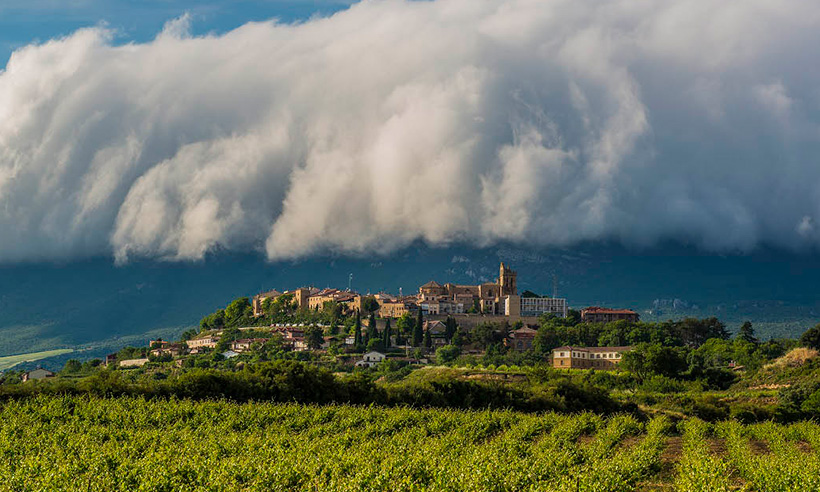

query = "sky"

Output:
[[0, 0, 352, 64], [1, 0, 820, 264]]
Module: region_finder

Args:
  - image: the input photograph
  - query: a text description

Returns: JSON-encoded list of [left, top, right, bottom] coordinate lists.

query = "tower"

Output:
[[498, 262, 517, 296]]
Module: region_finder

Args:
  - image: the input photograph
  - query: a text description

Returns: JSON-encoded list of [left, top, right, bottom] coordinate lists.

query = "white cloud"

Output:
[[1, 0, 820, 263]]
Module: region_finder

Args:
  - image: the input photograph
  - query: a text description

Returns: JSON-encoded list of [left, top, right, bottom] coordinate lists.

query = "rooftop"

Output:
[[582, 307, 638, 315]]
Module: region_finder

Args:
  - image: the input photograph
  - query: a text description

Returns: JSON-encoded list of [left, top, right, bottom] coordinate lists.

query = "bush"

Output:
[[730, 403, 773, 424], [640, 375, 686, 393], [435, 345, 461, 365]]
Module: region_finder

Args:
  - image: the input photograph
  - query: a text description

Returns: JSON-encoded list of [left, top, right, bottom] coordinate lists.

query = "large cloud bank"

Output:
[[1, 0, 820, 263]]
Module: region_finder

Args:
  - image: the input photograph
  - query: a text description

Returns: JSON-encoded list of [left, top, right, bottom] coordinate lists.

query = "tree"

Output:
[[180, 329, 198, 341], [383, 319, 392, 348], [353, 311, 362, 348], [396, 313, 414, 345], [435, 345, 461, 364], [200, 309, 226, 331], [62, 359, 82, 374], [413, 310, 424, 347], [444, 316, 457, 343], [675, 317, 730, 347], [305, 325, 324, 350], [473, 322, 498, 350], [366, 338, 383, 352], [224, 297, 253, 327], [800, 323, 820, 350], [361, 296, 380, 314], [621, 343, 687, 383], [737, 321, 758, 344], [366, 312, 379, 346], [424, 327, 432, 350]]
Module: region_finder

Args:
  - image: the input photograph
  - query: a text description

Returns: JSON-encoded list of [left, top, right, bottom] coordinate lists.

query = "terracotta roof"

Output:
[[257, 289, 282, 298], [420, 280, 443, 288], [587, 346, 633, 352], [510, 327, 538, 338], [551, 345, 632, 352], [582, 307, 638, 315]]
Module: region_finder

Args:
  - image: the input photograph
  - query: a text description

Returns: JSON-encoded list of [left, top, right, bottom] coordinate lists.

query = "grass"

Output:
[[0, 348, 74, 371]]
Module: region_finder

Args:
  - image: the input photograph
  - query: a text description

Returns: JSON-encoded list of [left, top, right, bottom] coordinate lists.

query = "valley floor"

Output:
[[0, 348, 74, 371], [0, 396, 817, 491]]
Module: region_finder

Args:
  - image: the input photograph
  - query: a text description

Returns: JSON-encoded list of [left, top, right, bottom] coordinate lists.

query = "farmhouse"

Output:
[[21, 368, 56, 382], [551, 346, 632, 370], [231, 338, 270, 353], [355, 351, 386, 368]]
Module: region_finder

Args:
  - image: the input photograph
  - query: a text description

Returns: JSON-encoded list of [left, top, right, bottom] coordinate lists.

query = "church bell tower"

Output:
[[499, 262, 517, 296]]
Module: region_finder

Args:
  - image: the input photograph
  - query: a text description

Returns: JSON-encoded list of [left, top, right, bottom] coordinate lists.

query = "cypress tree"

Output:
[[367, 312, 379, 345], [444, 316, 457, 343], [354, 310, 362, 347], [383, 319, 392, 348], [424, 326, 432, 350], [413, 310, 424, 347]]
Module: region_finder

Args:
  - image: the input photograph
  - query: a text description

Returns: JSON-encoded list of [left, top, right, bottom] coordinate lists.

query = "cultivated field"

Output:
[[0, 348, 73, 371], [0, 396, 817, 491]]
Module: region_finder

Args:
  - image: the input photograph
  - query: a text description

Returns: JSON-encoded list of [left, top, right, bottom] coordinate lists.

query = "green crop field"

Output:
[[0, 348, 73, 371], [0, 396, 818, 491]]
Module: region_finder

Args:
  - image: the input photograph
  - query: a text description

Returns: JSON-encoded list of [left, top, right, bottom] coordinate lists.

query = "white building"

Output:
[[519, 297, 568, 318], [355, 351, 386, 368]]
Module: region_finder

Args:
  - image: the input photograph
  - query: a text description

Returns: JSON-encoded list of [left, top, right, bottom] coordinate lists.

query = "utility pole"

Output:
[[348, 273, 353, 292]]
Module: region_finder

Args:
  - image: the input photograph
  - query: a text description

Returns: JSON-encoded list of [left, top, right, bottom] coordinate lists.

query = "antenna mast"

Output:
[[552, 274, 558, 298], [348, 273, 353, 291]]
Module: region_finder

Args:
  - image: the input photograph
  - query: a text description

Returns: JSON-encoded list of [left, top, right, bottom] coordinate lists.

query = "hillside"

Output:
[[2, 243, 820, 366]]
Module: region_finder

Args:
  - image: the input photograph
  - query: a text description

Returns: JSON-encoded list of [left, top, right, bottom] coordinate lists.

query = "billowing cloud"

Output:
[[1, 0, 820, 263]]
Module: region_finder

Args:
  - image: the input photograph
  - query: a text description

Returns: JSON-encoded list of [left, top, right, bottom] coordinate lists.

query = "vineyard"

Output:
[[0, 396, 818, 491]]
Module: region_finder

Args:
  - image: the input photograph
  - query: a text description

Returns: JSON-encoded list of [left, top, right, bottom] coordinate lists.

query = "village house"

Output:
[[506, 327, 538, 351], [149, 339, 170, 349], [231, 338, 270, 353], [355, 351, 386, 368], [150, 343, 187, 358], [581, 307, 640, 323], [21, 368, 56, 382], [186, 336, 220, 351], [378, 299, 414, 318], [551, 346, 632, 370], [307, 288, 361, 312]]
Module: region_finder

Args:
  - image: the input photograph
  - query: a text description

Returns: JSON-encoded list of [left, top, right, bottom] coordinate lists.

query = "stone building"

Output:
[[417, 263, 566, 318], [580, 307, 640, 324]]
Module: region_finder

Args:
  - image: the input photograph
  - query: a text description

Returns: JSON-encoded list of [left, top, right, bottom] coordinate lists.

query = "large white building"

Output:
[[519, 297, 568, 317]]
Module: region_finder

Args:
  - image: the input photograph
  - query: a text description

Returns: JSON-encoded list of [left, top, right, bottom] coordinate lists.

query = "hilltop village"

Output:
[[14, 262, 820, 425], [91, 263, 641, 372]]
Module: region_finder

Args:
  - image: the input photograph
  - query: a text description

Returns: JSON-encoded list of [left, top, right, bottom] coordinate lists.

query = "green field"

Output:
[[0, 349, 73, 371], [0, 396, 818, 491]]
